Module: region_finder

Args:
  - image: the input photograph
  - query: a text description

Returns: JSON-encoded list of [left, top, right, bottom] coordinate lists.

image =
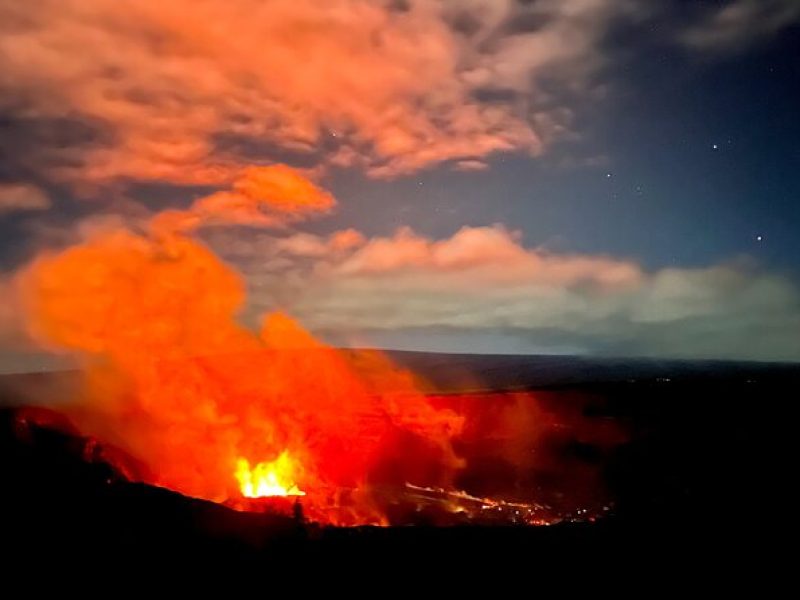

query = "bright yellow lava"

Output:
[[235, 451, 305, 497]]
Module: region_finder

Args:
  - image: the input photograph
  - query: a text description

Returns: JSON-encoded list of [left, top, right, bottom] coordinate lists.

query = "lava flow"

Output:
[[235, 453, 305, 498]]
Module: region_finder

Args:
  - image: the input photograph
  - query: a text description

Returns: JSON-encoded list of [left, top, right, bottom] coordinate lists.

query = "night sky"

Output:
[[0, 0, 798, 368], [323, 12, 800, 271]]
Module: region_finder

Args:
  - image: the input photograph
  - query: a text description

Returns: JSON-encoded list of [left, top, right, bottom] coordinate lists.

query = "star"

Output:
[[756, 235, 763, 242], [606, 173, 612, 178], [712, 143, 719, 150]]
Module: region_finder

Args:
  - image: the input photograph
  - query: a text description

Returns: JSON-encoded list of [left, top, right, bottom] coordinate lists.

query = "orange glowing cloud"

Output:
[[151, 164, 336, 233], [0, 0, 624, 187]]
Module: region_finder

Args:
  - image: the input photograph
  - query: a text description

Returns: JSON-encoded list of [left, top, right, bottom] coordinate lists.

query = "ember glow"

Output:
[[235, 453, 305, 498]]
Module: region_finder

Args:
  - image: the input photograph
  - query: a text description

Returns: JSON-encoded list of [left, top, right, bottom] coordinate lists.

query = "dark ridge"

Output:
[[3, 351, 798, 398], [375, 349, 800, 391]]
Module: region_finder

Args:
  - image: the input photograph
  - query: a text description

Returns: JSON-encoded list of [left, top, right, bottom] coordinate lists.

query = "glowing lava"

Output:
[[16, 166, 465, 524], [235, 452, 305, 498]]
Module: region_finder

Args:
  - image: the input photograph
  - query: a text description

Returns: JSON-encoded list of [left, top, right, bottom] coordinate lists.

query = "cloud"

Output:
[[681, 0, 800, 53], [0, 0, 631, 189], [273, 228, 366, 258], [2, 1, 797, 366], [3, 223, 799, 364], [151, 164, 336, 233], [454, 159, 490, 172], [204, 225, 800, 361], [332, 225, 642, 286], [0, 0, 792, 193], [0, 183, 51, 214]]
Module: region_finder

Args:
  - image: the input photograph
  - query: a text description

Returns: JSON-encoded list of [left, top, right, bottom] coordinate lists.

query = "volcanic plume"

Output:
[[17, 166, 464, 524]]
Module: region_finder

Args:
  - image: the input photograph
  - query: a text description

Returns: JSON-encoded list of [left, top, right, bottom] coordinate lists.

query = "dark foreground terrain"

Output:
[[1, 354, 796, 579]]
